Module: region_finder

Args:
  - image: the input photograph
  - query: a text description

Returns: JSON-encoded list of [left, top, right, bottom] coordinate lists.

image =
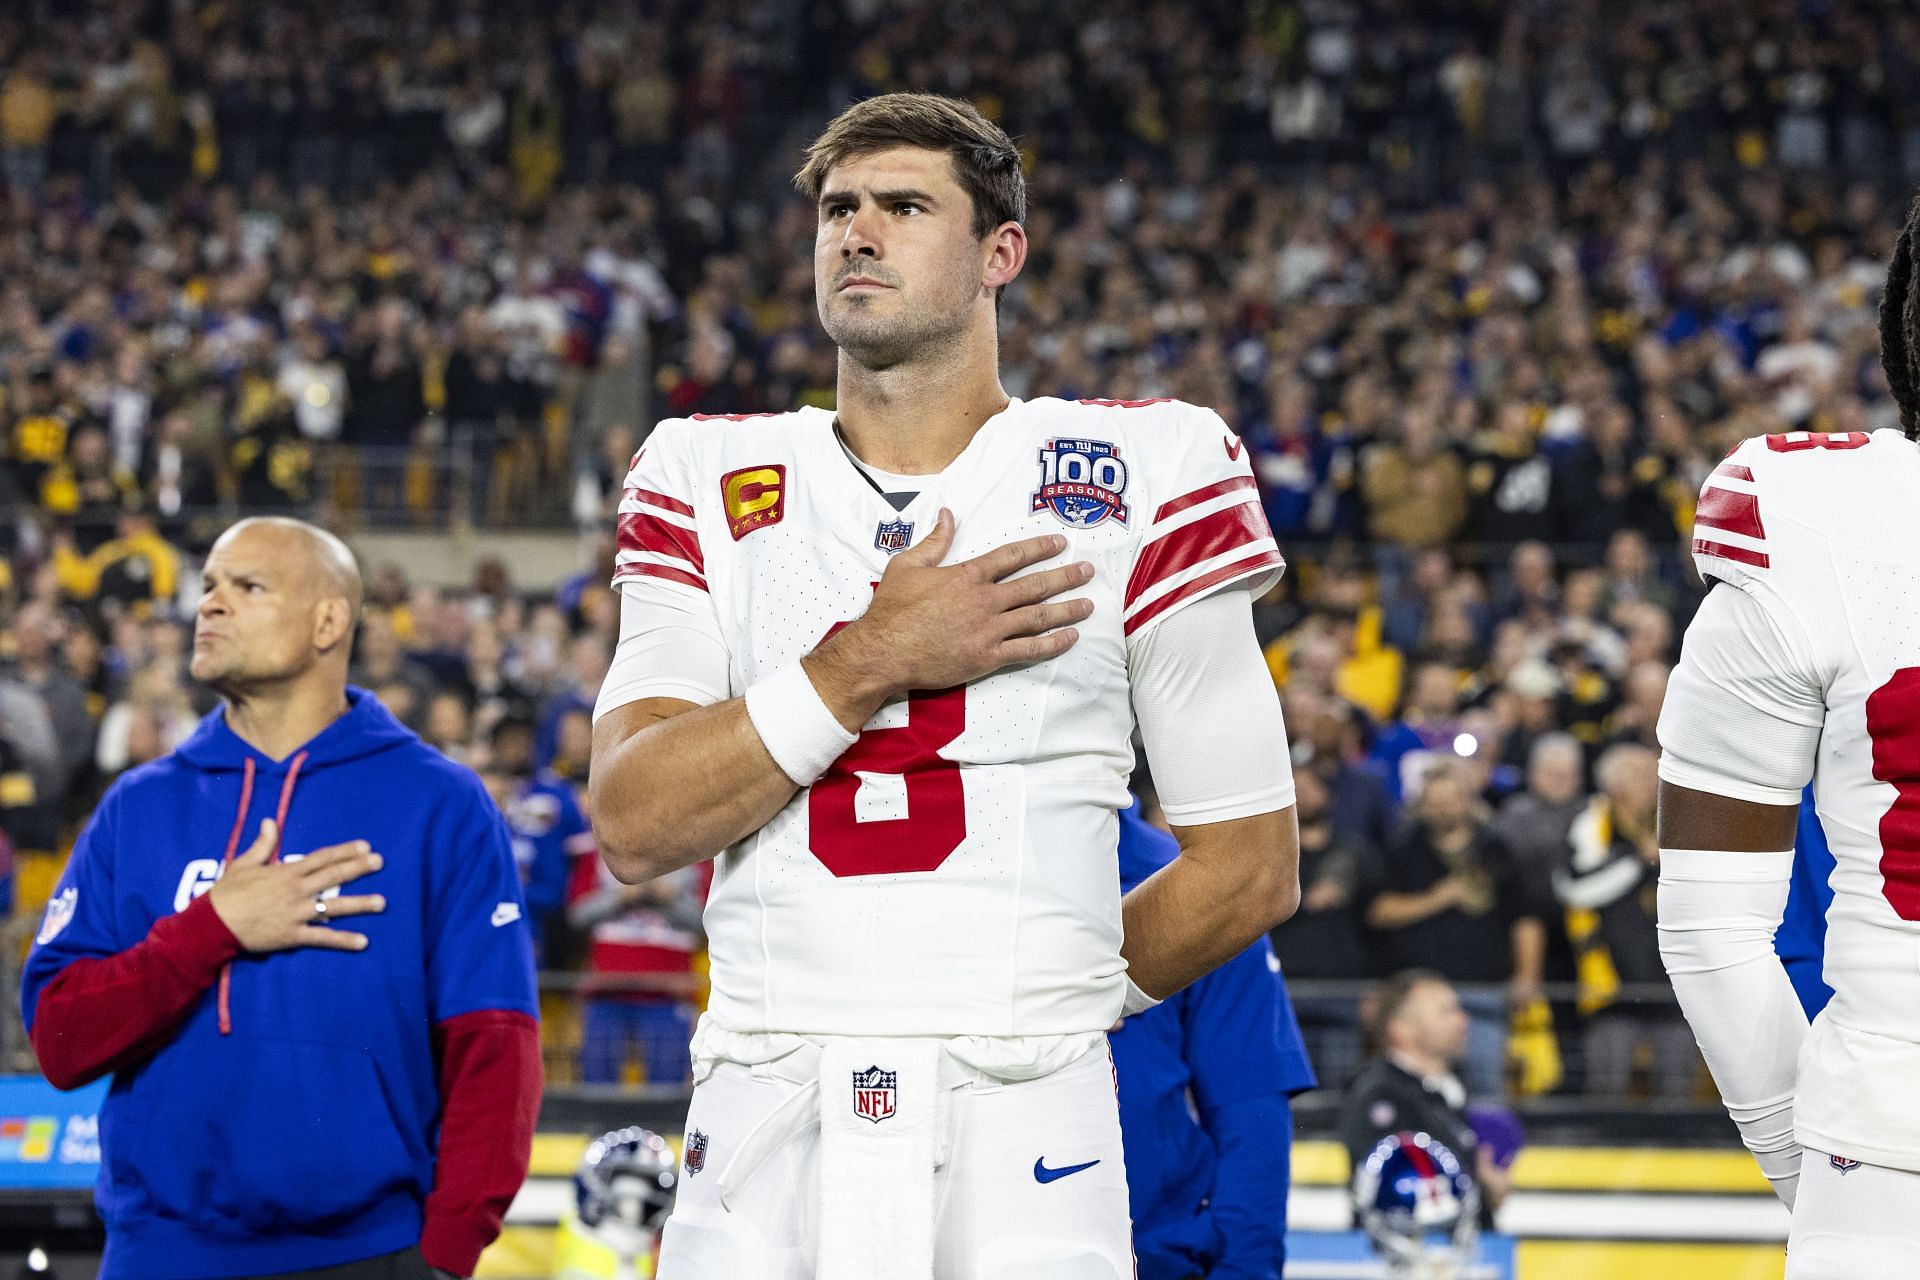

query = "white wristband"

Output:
[[745, 660, 859, 786], [1121, 974, 1161, 1018]]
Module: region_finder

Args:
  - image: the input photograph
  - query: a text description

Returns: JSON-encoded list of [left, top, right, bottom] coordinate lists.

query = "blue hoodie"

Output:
[[1110, 799, 1316, 1280], [22, 689, 538, 1280]]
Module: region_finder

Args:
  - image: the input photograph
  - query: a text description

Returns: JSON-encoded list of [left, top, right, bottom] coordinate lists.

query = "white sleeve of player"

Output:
[[1656, 582, 1825, 806], [593, 580, 732, 721], [1128, 588, 1295, 826]]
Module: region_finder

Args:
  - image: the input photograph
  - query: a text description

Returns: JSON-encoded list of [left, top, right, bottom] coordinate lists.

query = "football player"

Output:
[[1656, 196, 1920, 1277], [589, 93, 1299, 1278]]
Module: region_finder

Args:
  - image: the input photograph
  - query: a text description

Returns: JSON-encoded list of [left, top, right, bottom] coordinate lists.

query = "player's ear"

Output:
[[313, 597, 353, 654], [982, 220, 1026, 294]]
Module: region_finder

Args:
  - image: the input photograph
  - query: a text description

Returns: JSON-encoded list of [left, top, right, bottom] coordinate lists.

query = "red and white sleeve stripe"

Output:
[[614, 485, 706, 592], [1124, 475, 1284, 636], [1691, 460, 1770, 572]]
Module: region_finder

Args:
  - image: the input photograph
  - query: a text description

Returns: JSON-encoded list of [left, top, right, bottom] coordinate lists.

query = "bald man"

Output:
[[22, 518, 541, 1280]]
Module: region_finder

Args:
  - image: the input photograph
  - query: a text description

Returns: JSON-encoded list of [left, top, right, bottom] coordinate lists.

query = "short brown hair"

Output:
[[795, 93, 1025, 240], [1367, 969, 1450, 1046]]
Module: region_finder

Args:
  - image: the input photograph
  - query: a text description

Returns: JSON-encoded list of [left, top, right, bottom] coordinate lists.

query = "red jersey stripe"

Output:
[[1693, 484, 1766, 541], [1123, 549, 1285, 636], [629, 486, 695, 517], [617, 511, 705, 572], [1127, 499, 1273, 607], [1151, 475, 1258, 524], [1711, 461, 1755, 483], [612, 561, 708, 592], [1691, 537, 1770, 570]]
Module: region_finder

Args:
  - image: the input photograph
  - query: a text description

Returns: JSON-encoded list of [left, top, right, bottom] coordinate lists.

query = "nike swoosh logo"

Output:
[[1033, 1156, 1101, 1184], [1224, 435, 1243, 461]]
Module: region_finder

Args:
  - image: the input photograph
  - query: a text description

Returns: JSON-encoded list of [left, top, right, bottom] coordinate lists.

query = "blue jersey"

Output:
[[504, 772, 592, 956], [1110, 799, 1315, 1280], [1778, 785, 1835, 1019]]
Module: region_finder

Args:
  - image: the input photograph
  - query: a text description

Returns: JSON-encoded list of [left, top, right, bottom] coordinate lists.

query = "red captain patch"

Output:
[[720, 465, 786, 541]]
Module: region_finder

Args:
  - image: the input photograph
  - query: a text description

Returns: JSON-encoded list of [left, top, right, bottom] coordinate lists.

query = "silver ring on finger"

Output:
[[310, 895, 329, 924]]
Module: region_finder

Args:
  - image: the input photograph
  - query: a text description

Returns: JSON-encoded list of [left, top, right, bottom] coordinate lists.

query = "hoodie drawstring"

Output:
[[215, 751, 309, 1035]]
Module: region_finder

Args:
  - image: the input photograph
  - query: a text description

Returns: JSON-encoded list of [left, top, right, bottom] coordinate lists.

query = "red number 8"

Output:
[[808, 686, 967, 877], [1764, 432, 1869, 453], [1868, 668, 1920, 921]]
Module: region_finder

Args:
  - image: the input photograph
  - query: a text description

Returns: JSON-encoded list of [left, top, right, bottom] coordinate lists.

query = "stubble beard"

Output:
[[819, 256, 982, 371], [823, 294, 972, 371]]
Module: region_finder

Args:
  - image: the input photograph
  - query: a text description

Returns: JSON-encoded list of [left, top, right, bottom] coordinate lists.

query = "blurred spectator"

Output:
[[1369, 660, 1468, 804], [350, 608, 433, 708], [421, 689, 475, 763], [0, 661, 59, 855], [1599, 530, 1679, 619], [1601, 661, 1670, 755], [1756, 302, 1841, 426], [1493, 734, 1587, 888], [94, 665, 195, 778], [277, 328, 348, 443], [1467, 404, 1556, 549], [1269, 568, 1407, 723], [0, 53, 57, 198], [1492, 732, 1589, 1062], [2, 604, 92, 810], [53, 508, 184, 618], [1379, 550, 1456, 658], [1287, 687, 1396, 853], [1494, 658, 1566, 779], [536, 633, 611, 774], [1363, 765, 1548, 1100], [1270, 766, 1381, 1089], [1361, 412, 1468, 550], [566, 855, 706, 1088], [1555, 744, 1697, 1099], [1342, 972, 1513, 1225], [480, 714, 594, 962]]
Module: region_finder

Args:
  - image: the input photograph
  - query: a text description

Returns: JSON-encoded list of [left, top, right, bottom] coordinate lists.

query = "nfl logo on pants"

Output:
[[852, 1065, 898, 1124]]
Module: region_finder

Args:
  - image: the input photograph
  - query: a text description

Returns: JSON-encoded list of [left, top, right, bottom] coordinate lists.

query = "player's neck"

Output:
[[222, 675, 352, 762], [834, 344, 1009, 474]]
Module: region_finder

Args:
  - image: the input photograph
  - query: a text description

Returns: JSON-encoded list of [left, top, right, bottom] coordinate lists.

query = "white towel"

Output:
[[817, 1038, 942, 1280]]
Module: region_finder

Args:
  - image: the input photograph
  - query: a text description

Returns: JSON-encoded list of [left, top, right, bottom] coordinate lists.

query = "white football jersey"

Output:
[[610, 397, 1284, 1038], [1682, 427, 1920, 1171]]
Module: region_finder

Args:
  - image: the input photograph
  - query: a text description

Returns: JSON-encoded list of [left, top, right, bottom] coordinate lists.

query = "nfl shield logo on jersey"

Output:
[[874, 518, 914, 555], [851, 1065, 898, 1124], [1830, 1154, 1861, 1175], [684, 1128, 708, 1175], [1032, 438, 1130, 528]]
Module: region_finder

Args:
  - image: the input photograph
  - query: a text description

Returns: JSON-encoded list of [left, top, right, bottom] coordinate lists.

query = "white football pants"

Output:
[[1786, 1147, 1920, 1279], [656, 1041, 1133, 1280]]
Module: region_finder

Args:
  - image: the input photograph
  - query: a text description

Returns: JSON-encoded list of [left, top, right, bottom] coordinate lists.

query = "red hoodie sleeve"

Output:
[[29, 892, 245, 1090], [420, 1008, 543, 1276]]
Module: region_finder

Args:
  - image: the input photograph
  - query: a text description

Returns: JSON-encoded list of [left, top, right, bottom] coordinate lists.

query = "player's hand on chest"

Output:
[[826, 509, 1096, 697]]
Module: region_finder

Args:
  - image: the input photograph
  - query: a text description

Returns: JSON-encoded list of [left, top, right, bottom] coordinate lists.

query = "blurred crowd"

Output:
[[1252, 534, 1695, 1103], [0, 0, 1913, 559], [2, 0, 1916, 1096]]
